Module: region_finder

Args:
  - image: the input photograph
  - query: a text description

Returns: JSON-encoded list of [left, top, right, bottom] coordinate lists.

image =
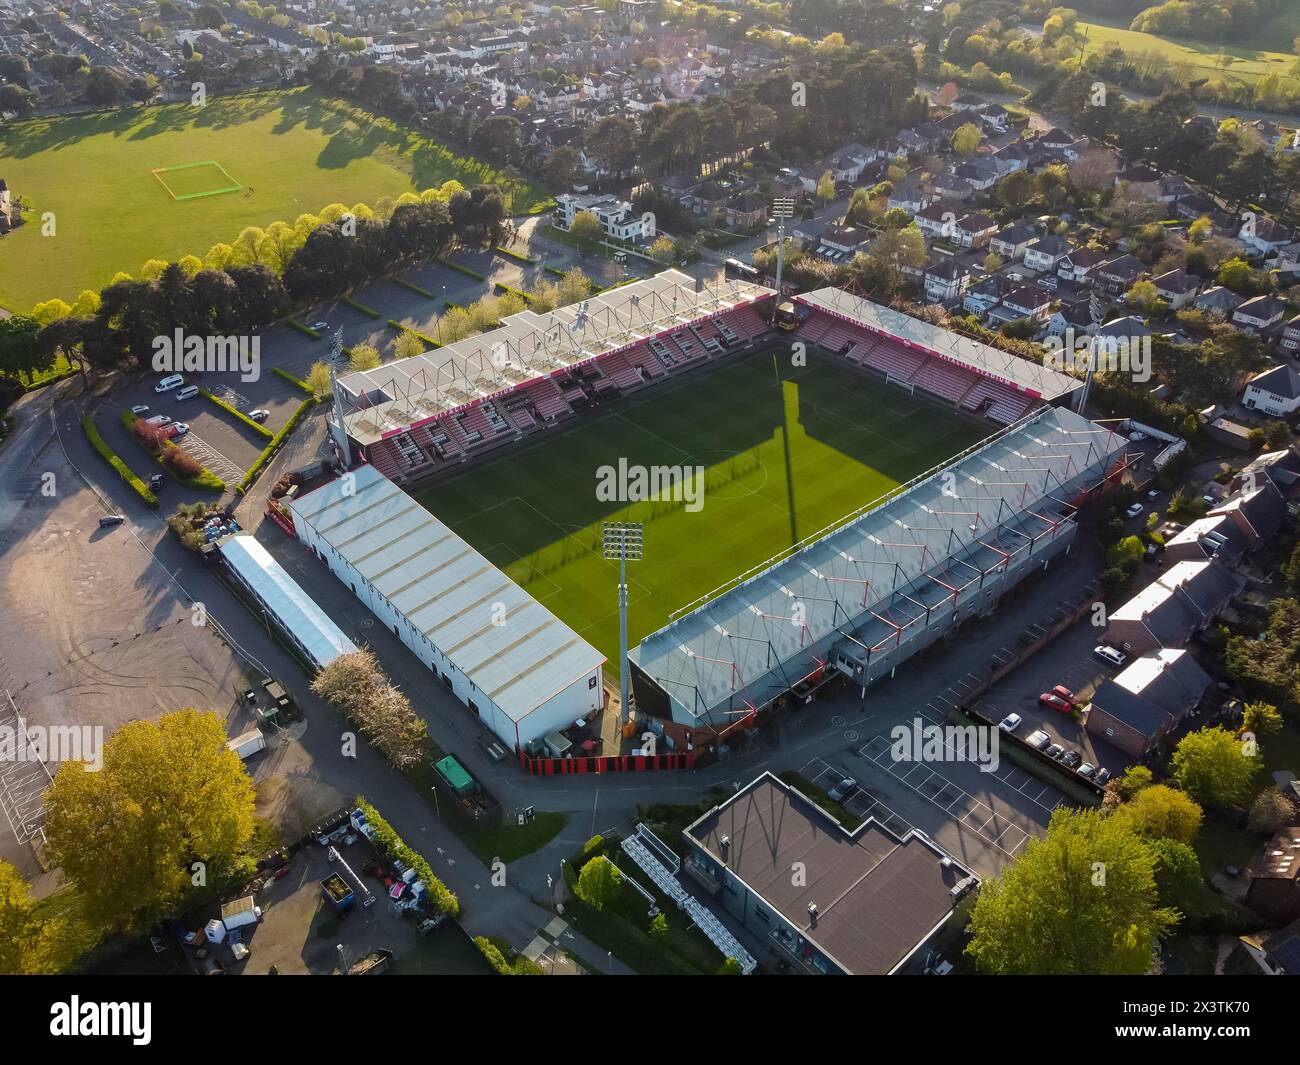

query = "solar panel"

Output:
[[1270, 934, 1300, 975]]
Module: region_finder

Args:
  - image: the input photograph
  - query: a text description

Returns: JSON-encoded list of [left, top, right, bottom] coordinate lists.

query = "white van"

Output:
[[155, 374, 184, 393], [175, 385, 200, 400]]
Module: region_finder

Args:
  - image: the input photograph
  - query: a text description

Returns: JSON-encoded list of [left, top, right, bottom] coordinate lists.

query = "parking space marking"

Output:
[[857, 735, 1034, 859], [798, 755, 918, 840], [181, 432, 245, 482]]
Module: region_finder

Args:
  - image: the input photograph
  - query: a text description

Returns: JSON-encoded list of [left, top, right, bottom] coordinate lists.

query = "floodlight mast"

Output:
[[602, 521, 643, 736], [772, 197, 794, 307]]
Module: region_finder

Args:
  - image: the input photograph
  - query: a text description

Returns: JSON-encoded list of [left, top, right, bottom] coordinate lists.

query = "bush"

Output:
[[81, 415, 158, 507], [272, 366, 314, 395], [494, 282, 532, 304], [494, 245, 536, 265], [342, 296, 380, 319], [474, 936, 544, 975], [236, 396, 316, 495], [387, 321, 440, 348], [286, 318, 322, 339], [201, 389, 273, 439], [121, 411, 224, 491], [393, 277, 437, 299], [354, 797, 459, 916], [438, 259, 486, 281]]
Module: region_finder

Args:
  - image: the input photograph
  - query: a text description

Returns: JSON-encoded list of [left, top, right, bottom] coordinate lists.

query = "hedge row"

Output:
[[355, 797, 460, 916], [201, 389, 274, 439], [393, 276, 437, 299], [272, 365, 315, 395], [494, 282, 532, 304], [120, 410, 225, 491], [494, 245, 537, 265], [474, 936, 545, 976], [443, 299, 462, 312], [81, 415, 159, 508], [438, 258, 486, 281], [235, 396, 317, 495], [286, 318, 321, 339], [387, 320, 441, 348], [544, 265, 566, 278], [342, 296, 381, 319]]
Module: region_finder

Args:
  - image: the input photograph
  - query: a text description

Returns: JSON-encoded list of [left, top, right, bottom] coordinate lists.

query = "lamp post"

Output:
[[602, 521, 643, 736]]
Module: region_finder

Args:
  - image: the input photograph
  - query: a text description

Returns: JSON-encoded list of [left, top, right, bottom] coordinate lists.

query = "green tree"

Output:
[[1171, 726, 1262, 808], [304, 361, 332, 399], [348, 344, 382, 372], [1284, 542, 1300, 591], [1119, 766, 1154, 800], [1106, 535, 1145, 567], [576, 855, 622, 910], [1146, 837, 1203, 917], [816, 169, 835, 205], [391, 330, 425, 360], [966, 808, 1176, 974], [1247, 787, 1296, 834], [568, 210, 605, 254], [1242, 701, 1283, 737], [43, 709, 256, 931], [1113, 784, 1203, 844], [649, 912, 668, 937], [951, 122, 982, 155], [718, 957, 743, 975]]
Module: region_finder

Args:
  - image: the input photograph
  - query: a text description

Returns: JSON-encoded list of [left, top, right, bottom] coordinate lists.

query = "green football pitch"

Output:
[[416, 349, 988, 663], [0, 87, 550, 310]]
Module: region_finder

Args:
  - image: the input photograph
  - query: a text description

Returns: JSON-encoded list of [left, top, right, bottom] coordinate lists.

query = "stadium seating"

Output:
[[913, 359, 980, 404], [527, 378, 572, 420]]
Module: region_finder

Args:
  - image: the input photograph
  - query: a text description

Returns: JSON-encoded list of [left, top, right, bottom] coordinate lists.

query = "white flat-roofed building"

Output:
[[219, 534, 358, 670], [289, 465, 605, 750]]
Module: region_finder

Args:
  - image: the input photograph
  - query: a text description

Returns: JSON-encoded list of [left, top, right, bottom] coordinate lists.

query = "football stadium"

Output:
[[306, 269, 1127, 752]]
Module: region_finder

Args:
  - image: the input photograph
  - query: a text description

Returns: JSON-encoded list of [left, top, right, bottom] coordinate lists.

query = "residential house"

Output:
[[914, 203, 954, 241], [554, 192, 647, 240], [954, 212, 998, 251], [1151, 268, 1198, 310], [1240, 216, 1295, 257], [963, 275, 1014, 319], [1023, 234, 1071, 274], [1094, 253, 1146, 298], [1279, 315, 1300, 357], [1239, 918, 1300, 976], [1056, 246, 1106, 285], [1233, 294, 1287, 337], [986, 284, 1052, 326], [887, 181, 932, 217], [1103, 559, 1239, 657], [951, 93, 988, 113], [952, 159, 1000, 192], [1162, 515, 1250, 565], [1245, 828, 1300, 924], [923, 258, 971, 303], [929, 172, 973, 202], [1243, 364, 1300, 418], [724, 193, 767, 229], [990, 223, 1036, 261], [1114, 164, 1162, 199], [1193, 285, 1245, 319], [1046, 300, 1096, 338], [1085, 648, 1213, 758]]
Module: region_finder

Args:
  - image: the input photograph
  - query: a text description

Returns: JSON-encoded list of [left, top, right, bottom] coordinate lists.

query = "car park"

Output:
[[1025, 729, 1051, 750], [155, 374, 184, 393], [999, 712, 1022, 733], [247, 409, 270, 422], [1039, 692, 1072, 714], [827, 777, 857, 803], [1125, 503, 1144, 518], [1061, 750, 1082, 769], [1044, 743, 1065, 760], [1093, 645, 1127, 668]]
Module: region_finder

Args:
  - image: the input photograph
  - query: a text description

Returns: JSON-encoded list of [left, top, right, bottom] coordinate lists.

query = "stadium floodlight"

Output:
[[771, 198, 795, 304], [602, 521, 644, 734]]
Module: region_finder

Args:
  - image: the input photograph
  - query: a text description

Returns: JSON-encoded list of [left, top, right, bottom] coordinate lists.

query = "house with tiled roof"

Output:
[[1103, 559, 1239, 657]]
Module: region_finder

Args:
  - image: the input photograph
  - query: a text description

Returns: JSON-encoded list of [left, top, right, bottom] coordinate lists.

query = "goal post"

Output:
[[885, 373, 915, 394]]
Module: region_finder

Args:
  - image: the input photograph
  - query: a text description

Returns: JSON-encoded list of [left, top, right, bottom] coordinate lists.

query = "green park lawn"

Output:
[[0, 87, 550, 311], [416, 347, 985, 662]]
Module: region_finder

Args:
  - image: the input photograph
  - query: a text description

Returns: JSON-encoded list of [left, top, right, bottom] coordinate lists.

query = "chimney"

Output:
[[807, 902, 818, 927]]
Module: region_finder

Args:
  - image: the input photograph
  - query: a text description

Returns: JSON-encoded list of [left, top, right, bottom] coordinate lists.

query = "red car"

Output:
[[1051, 685, 1076, 705], [1039, 692, 1072, 714]]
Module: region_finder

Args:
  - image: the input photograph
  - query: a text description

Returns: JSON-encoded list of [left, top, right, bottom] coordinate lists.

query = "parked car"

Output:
[[1201, 494, 1217, 508], [1026, 729, 1051, 750], [1061, 750, 1083, 769], [1094, 768, 1112, 786], [247, 409, 270, 422], [999, 712, 1023, 733], [171, 422, 190, 437], [1077, 762, 1097, 780], [827, 777, 857, 803], [148, 474, 164, 491], [130, 404, 150, 415], [97, 514, 125, 528], [1093, 645, 1127, 668], [1039, 692, 1072, 714], [154, 373, 184, 393], [1146, 489, 1160, 500], [1045, 743, 1066, 760], [1051, 685, 1076, 705], [145, 414, 172, 427], [1125, 502, 1144, 518], [311, 320, 329, 331]]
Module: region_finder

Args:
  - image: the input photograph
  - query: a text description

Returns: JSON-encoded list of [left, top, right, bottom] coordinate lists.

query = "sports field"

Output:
[[0, 87, 550, 310], [416, 349, 987, 662]]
